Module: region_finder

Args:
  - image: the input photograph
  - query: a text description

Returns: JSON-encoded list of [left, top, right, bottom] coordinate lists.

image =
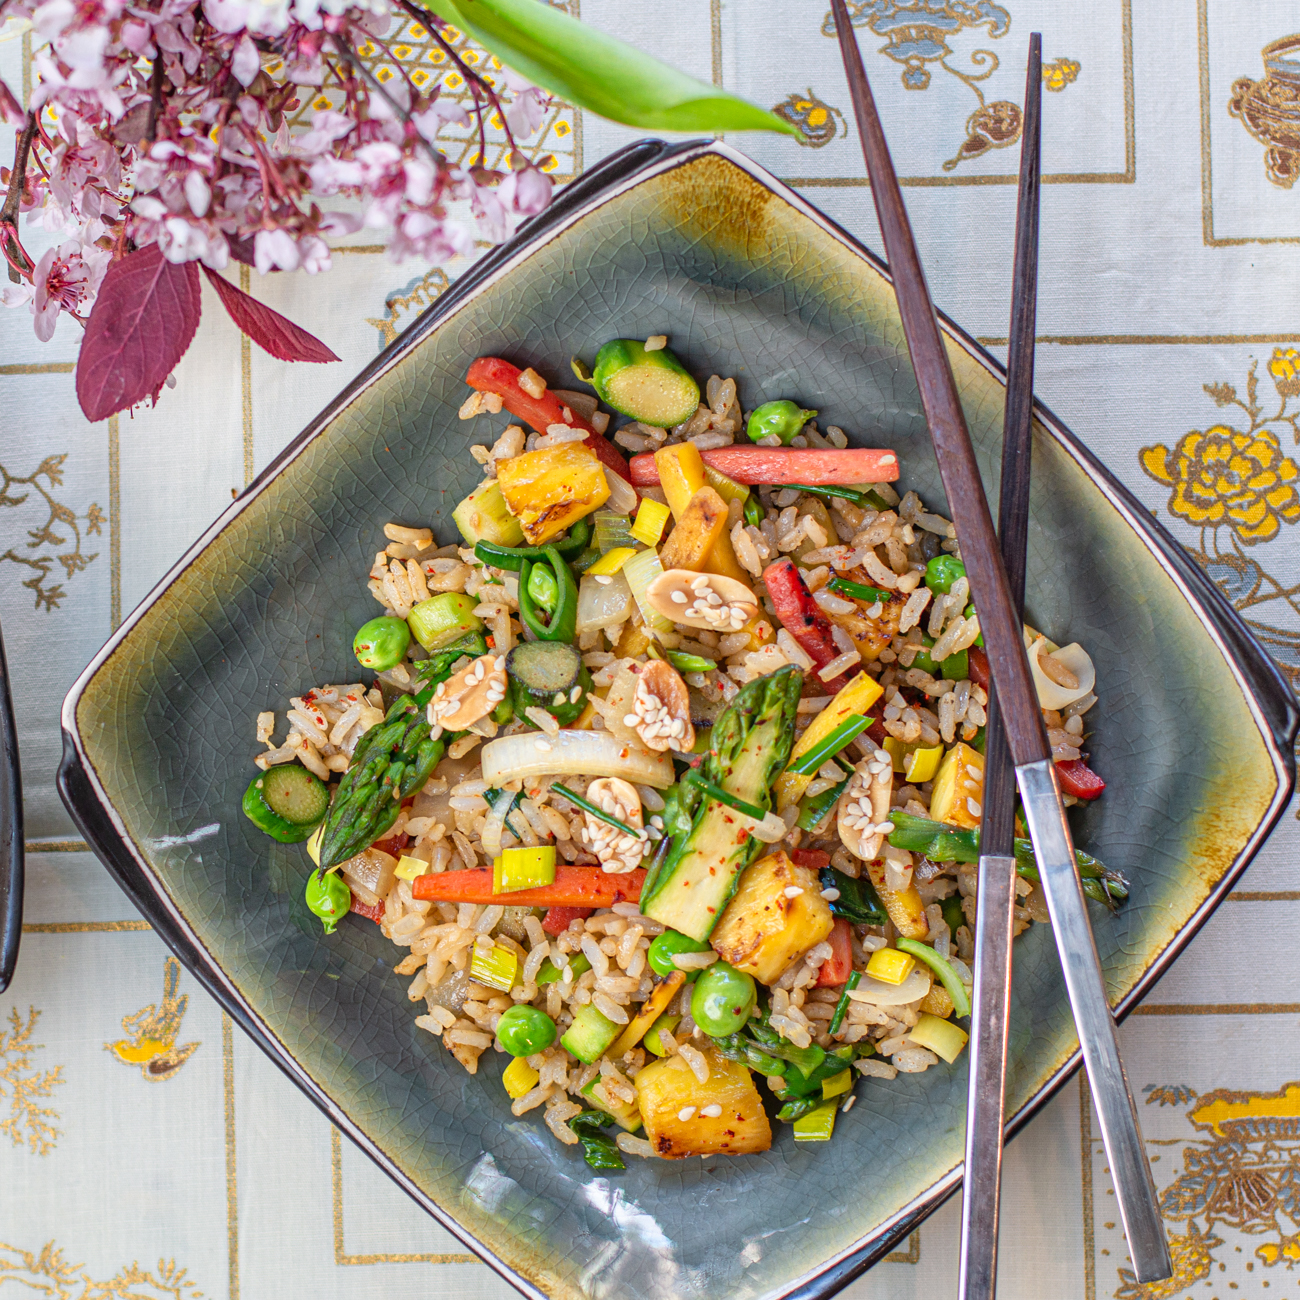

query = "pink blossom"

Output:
[[499, 167, 552, 216], [254, 227, 300, 273], [28, 237, 110, 340]]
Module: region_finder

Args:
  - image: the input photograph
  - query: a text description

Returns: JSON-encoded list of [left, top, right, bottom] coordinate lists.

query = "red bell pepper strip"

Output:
[[762, 557, 860, 693], [791, 848, 831, 872], [967, 646, 990, 691], [412, 865, 646, 908], [373, 832, 410, 858], [1055, 758, 1106, 801], [542, 905, 593, 935], [629, 446, 900, 487], [815, 918, 854, 987], [465, 356, 635, 498], [349, 897, 385, 923]]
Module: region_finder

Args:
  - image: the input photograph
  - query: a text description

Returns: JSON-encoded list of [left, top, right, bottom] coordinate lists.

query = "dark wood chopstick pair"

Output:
[[826, 3, 1173, 1293]]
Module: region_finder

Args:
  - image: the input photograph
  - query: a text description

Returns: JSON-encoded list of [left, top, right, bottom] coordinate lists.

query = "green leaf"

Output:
[[420, 0, 800, 136]]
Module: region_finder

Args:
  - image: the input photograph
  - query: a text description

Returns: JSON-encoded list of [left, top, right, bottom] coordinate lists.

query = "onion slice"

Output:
[[481, 729, 675, 789], [1026, 636, 1096, 710]]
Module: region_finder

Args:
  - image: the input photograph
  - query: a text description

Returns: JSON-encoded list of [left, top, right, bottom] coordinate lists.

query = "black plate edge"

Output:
[[56, 135, 1300, 1300], [0, 623, 22, 993]]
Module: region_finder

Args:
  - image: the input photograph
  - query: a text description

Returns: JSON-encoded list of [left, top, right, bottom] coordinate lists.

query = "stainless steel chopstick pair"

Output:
[[827, 4, 1172, 1292]]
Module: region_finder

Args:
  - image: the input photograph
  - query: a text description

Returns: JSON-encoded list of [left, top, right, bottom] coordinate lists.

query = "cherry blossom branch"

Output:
[[145, 54, 166, 144], [1, 112, 36, 282]]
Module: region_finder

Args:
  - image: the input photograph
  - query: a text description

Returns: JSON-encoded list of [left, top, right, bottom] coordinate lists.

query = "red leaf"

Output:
[[202, 265, 339, 363], [76, 244, 202, 422]]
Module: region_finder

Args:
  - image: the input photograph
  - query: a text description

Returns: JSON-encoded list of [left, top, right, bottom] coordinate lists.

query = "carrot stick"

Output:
[[629, 446, 900, 487], [465, 356, 634, 493], [411, 865, 646, 908]]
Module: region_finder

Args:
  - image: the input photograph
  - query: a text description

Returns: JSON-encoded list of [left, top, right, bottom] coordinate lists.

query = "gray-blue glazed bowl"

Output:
[[59, 139, 1297, 1300]]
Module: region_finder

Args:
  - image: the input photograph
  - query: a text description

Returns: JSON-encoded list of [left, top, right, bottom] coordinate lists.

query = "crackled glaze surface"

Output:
[[63, 142, 1294, 1300]]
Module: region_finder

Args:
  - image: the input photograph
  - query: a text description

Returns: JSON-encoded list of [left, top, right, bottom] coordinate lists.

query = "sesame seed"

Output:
[[966, 798, 981, 817], [595, 574, 613, 586], [534, 740, 553, 753], [700, 1103, 723, 1118], [783, 886, 804, 898], [841, 1095, 856, 1113], [677, 1106, 697, 1121], [876, 821, 895, 834], [670, 590, 688, 604]]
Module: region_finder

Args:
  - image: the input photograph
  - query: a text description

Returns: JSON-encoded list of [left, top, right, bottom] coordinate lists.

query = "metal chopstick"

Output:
[[958, 34, 1042, 1300], [827, 0, 1172, 1282]]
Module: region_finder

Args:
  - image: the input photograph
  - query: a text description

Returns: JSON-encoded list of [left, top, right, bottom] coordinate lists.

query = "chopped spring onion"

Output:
[[495, 845, 557, 894], [822, 1068, 852, 1100], [586, 546, 637, 577], [629, 498, 671, 547], [792, 1098, 838, 1141], [593, 510, 637, 553], [536, 952, 591, 985], [470, 942, 519, 992], [665, 650, 717, 673], [896, 937, 972, 1019], [480, 786, 520, 859], [787, 714, 871, 776], [828, 576, 894, 604], [777, 483, 894, 512], [907, 1012, 969, 1064], [553, 782, 643, 840], [703, 464, 750, 509], [620, 547, 674, 635], [827, 970, 861, 1036], [682, 771, 765, 821], [797, 776, 848, 832]]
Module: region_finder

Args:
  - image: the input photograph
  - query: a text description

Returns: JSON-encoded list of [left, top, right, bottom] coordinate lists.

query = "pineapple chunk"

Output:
[[710, 850, 833, 986], [635, 1049, 771, 1158], [928, 741, 985, 829], [828, 580, 904, 663], [866, 859, 930, 939], [495, 442, 610, 545]]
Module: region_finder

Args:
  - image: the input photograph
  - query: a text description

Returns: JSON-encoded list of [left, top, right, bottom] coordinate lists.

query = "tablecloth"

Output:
[[4, 2, 1300, 1297]]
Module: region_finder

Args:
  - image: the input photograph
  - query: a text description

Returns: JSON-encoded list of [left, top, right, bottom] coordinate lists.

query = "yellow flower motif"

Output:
[[1268, 346, 1300, 397], [1042, 57, 1080, 93], [1140, 424, 1300, 544]]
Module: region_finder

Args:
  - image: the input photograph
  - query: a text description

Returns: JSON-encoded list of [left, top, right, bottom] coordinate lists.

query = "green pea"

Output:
[[647, 929, 711, 980], [746, 399, 817, 446], [353, 616, 411, 671], [743, 493, 765, 528], [924, 555, 967, 595], [691, 962, 757, 1037], [495, 1005, 557, 1056], [305, 870, 350, 935], [526, 562, 559, 614]]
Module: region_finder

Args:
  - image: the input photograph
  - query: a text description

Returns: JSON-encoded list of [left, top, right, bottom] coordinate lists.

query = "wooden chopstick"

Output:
[[957, 33, 1042, 1300], [828, 2, 1172, 1283]]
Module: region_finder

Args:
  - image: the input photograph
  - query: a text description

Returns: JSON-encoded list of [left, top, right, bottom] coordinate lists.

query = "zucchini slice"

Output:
[[506, 641, 591, 725], [591, 340, 701, 428]]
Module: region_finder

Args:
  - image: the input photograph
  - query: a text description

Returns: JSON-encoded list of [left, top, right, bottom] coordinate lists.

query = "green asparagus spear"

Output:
[[318, 695, 445, 870]]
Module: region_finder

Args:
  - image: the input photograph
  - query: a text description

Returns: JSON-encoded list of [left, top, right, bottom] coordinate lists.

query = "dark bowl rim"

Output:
[[58, 136, 1299, 1300]]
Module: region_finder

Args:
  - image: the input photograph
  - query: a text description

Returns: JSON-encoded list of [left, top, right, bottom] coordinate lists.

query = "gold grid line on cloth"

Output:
[[24, 839, 90, 852], [884, 1230, 921, 1265], [0, 363, 75, 375], [1130, 1002, 1300, 1016], [975, 331, 1300, 347], [329, 1126, 476, 1264], [20, 920, 152, 932], [1079, 1074, 1096, 1300], [710, 0, 723, 88], [224, 1014, 240, 1300], [1197, 0, 1300, 248], [784, 0, 1134, 190]]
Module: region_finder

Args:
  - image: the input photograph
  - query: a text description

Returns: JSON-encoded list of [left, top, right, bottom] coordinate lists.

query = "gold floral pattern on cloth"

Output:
[[271, 17, 576, 179], [0, 1242, 203, 1298], [1113, 1081, 1300, 1296], [1140, 349, 1300, 693], [1, 454, 102, 612], [367, 267, 452, 348], [771, 89, 846, 146], [104, 958, 199, 1082], [0, 1007, 63, 1156], [1228, 35, 1300, 190], [818, 1, 1079, 172]]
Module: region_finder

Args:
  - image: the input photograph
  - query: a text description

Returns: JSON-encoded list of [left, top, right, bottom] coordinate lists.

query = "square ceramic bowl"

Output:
[[59, 139, 1297, 1300]]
